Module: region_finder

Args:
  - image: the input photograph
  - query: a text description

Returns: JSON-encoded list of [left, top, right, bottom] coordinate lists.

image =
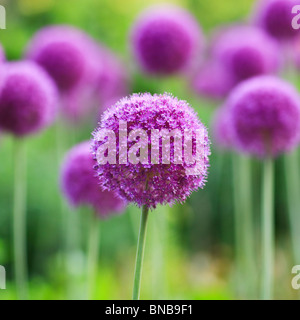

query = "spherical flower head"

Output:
[[227, 76, 300, 158], [131, 5, 203, 75], [211, 107, 233, 150], [212, 26, 281, 83], [26, 25, 94, 92], [92, 93, 210, 209], [192, 61, 235, 100], [254, 0, 299, 41], [61, 141, 126, 218], [0, 61, 58, 137]]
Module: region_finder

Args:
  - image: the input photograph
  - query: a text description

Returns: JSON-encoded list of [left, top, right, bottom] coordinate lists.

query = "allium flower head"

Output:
[[92, 93, 210, 209], [61, 141, 126, 218], [254, 0, 299, 41], [212, 26, 281, 83], [131, 5, 203, 75], [227, 76, 300, 157], [211, 107, 233, 150], [0, 61, 58, 137], [26, 25, 94, 92], [192, 61, 235, 100]]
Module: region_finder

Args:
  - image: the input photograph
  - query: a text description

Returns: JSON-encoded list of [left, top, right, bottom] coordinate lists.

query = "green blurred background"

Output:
[[0, 0, 297, 300]]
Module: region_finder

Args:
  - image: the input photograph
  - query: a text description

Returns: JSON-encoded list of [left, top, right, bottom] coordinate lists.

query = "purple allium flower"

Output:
[[26, 25, 95, 92], [131, 5, 203, 75], [192, 61, 235, 100], [211, 107, 233, 150], [227, 76, 300, 157], [212, 26, 281, 83], [254, 0, 299, 41], [92, 93, 210, 209], [61, 141, 126, 218], [0, 61, 58, 137]]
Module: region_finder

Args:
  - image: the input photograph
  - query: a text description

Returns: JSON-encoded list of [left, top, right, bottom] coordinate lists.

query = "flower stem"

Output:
[[133, 205, 149, 300], [284, 151, 300, 264], [87, 212, 100, 300], [261, 157, 274, 300], [13, 139, 28, 300]]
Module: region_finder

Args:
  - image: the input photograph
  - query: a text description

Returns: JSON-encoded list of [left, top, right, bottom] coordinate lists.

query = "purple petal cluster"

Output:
[[254, 0, 299, 41], [26, 25, 95, 92], [227, 76, 300, 157], [61, 141, 126, 218], [92, 93, 210, 209], [0, 61, 58, 137], [131, 5, 203, 75], [212, 26, 281, 83]]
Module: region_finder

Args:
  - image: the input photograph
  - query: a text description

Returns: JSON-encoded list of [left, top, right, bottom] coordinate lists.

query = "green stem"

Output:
[[261, 157, 274, 300], [87, 212, 100, 300], [239, 155, 257, 299], [284, 151, 300, 264], [132, 205, 149, 300], [13, 139, 28, 300]]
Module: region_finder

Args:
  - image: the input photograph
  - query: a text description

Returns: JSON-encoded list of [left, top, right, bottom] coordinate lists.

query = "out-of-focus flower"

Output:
[[26, 25, 94, 92], [131, 5, 203, 75], [254, 0, 299, 41], [212, 25, 281, 83], [92, 93, 210, 209], [0, 61, 58, 137], [61, 141, 126, 218], [227, 76, 300, 157]]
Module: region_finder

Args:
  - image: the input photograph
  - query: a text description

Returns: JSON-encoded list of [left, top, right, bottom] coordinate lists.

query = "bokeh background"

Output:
[[0, 0, 298, 300]]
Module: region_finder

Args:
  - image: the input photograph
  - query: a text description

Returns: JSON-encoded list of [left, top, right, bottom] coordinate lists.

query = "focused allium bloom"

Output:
[[61, 141, 126, 217], [131, 5, 203, 75], [212, 26, 281, 83], [254, 0, 299, 41], [211, 107, 233, 150], [0, 61, 58, 136], [192, 61, 235, 100], [26, 25, 95, 92], [92, 93, 210, 209], [227, 76, 300, 157]]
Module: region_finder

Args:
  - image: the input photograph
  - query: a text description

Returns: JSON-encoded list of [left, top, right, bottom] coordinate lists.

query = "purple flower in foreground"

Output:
[[211, 107, 233, 150], [131, 5, 203, 75], [61, 141, 126, 218], [254, 0, 299, 41], [212, 26, 281, 83], [227, 76, 300, 157], [26, 25, 95, 92], [0, 61, 58, 137], [92, 93, 210, 209]]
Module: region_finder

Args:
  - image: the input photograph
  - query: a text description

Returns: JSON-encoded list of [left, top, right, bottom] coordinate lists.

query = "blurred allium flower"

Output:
[[61, 141, 126, 217], [0, 61, 58, 136], [131, 5, 203, 75], [254, 0, 299, 41], [211, 107, 233, 150], [192, 61, 235, 100], [92, 93, 210, 209], [212, 26, 281, 83], [227, 76, 300, 157], [27, 26, 129, 122], [26, 25, 94, 92]]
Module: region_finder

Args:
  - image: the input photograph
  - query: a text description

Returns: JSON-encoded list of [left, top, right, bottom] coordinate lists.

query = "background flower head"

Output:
[[0, 61, 58, 137], [227, 76, 300, 157], [61, 141, 126, 218], [131, 5, 203, 75]]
